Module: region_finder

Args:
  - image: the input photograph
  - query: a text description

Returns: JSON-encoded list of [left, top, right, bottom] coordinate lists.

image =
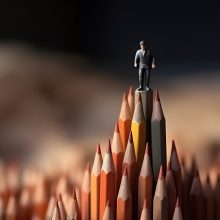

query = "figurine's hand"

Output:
[[134, 63, 137, 68], [152, 64, 156, 69]]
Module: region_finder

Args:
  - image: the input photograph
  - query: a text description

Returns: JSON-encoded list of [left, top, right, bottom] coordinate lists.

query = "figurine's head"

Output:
[[140, 40, 146, 50]]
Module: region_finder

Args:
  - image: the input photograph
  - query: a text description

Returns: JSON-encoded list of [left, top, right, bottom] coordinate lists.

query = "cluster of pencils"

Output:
[[0, 86, 219, 220]]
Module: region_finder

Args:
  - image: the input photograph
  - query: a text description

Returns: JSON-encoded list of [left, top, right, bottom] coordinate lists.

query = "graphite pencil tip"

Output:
[[128, 86, 134, 96], [175, 197, 180, 207], [137, 93, 142, 102], [145, 143, 150, 156], [143, 198, 148, 208], [96, 144, 101, 154], [72, 188, 77, 200], [57, 193, 62, 201], [159, 166, 164, 179], [106, 140, 112, 153], [123, 167, 128, 176], [114, 121, 120, 133], [107, 200, 111, 207], [155, 89, 160, 102], [123, 92, 127, 102]]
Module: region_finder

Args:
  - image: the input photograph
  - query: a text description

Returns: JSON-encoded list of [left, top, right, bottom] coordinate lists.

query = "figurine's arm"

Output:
[[152, 57, 156, 69], [134, 51, 139, 68]]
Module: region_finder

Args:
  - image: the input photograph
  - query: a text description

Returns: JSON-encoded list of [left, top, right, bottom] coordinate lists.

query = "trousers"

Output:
[[138, 68, 150, 89]]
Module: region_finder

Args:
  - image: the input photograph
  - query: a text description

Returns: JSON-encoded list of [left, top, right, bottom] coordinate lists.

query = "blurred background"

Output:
[[0, 2, 219, 175]]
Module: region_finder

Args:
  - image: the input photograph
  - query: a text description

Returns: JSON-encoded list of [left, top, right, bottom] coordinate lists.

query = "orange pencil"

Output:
[[189, 170, 205, 220], [165, 163, 177, 220], [46, 195, 56, 220], [5, 194, 17, 220], [52, 201, 61, 220], [57, 193, 67, 220], [127, 85, 135, 115], [99, 140, 116, 220], [118, 93, 132, 151], [103, 201, 114, 220], [117, 168, 132, 220], [91, 144, 103, 220], [170, 141, 182, 204], [112, 122, 124, 194], [69, 188, 81, 220], [140, 199, 151, 220], [81, 163, 91, 220], [138, 143, 153, 219], [172, 198, 182, 220], [153, 166, 168, 220]]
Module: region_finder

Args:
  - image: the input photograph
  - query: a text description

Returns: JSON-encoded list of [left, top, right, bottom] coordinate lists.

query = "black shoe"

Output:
[[137, 86, 142, 91]]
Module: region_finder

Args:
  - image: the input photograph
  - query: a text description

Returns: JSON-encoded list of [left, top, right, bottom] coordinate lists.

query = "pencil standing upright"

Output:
[[99, 140, 116, 220], [151, 90, 167, 183], [91, 144, 103, 220]]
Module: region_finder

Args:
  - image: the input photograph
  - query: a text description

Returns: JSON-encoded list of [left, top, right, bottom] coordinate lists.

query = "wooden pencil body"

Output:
[[99, 172, 115, 220], [189, 193, 205, 220], [116, 199, 132, 220], [81, 191, 90, 220], [151, 119, 166, 182], [153, 197, 168, 220], [118, 119, 131, 152], [91, 174, 100, 220]]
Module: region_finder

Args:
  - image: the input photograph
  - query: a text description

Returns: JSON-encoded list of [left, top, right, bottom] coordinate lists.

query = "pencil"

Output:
[[140, 199, 151, 220], [127, 85, 134, 115], [57, 193, 67, 220], [52, 201, 61, 220], [99, 140, 116, 220], [103, 201, 114, 220], [138, 143, 153, 219], [131, 93, 146, 171], [172, 198, 182, 220], [117, 167, 132, 220], [151, 90, 167, 183], [81, 163, 91, 220], [203, 175, 214, 220], [153, 166, 168, 220], [170, 141, 182, 204], [69, 188, 81, 220], [189, 170, 205, 220], [18, 188, 31, 220], [118, 93, 132, 151], [112, 122, 124, 194], [91, 144, 103, 220], [165, 162, 177, 220], [6, 194, 17, 220], [46, 195, 56, 220]]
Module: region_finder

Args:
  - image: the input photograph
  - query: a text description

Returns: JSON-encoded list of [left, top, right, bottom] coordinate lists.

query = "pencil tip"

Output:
[[143, 198, 148, 208], [167, 161, 171, 171], [137, 93, 142, 102], [145, 143, 150, 156], [159, 166, 164, 179], [155, 89, 160, 102], [72, 188, 77, 199], [123, 167, 128, 176], [123, 92, 127, 101], [114, 121, 119, 133], [107, 200, 111, 207], [171, 140, 176, 151], [206, 175, 210, 183], [96, 144, 101, 154], [57, 192, 62, 201], [129, 132, 133, 143], [176, 197, 180, 207], [129, 85, 134, 95], [86, 162, 91, 172], [106, 140, 112, 153]]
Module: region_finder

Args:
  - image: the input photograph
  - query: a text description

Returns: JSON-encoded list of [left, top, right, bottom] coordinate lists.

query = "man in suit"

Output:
[[134, 40, 156, 90]]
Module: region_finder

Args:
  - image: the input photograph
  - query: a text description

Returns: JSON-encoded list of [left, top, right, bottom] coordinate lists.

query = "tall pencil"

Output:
[[112, 122, 124, 194], [170, 141, 181, 204], [127, 86, 135, 115], [151, 90, 167, 183], [99, 140, 116, 220], [153, 166, 168, 220], [165, 163, 177, 220], [57, 193, 66, 220], [131, 93, 146, 171], [52, 201, 61, 220], [91, 144, 103, 220], [203, 175, 214, 220], [103, 201, 114, 220], [189, 170, 205, 220], [172, 198, 182, 220], [140, 199, 151, 220], [69, 188, 81, 220], [138, 143, 153, 219], [117, 168, 132, 220], [46, 195, 56, 220], [118, 93, 132, 151], [81, 163, 91, 220]]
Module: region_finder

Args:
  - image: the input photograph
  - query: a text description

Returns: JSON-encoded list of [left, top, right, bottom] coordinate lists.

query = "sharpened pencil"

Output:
[[112, 122, 124, 194], [91, 144, 103, 220], [103, 201, 114, 220], [52, 201, 61, 220], [165, 162, 177, 220], [128, 86, 135, 115], [69, 188, 81, 220], [117, 167, 132, 220], [131, 93, 146, 171], [99, 140, 116, 220], [46, 195, 56, 220], [189, 170, 205, 220], [81, 163, 91, 220], [172, 198, 182, 220], [153, 166, 168, 220], [151, 90, 167, 183], [140, 199, 151, 220], [138, 143, 153, 219], [57, 193, 67, 220], [6, 194, 17, 220], [118, 93, 132, 151]]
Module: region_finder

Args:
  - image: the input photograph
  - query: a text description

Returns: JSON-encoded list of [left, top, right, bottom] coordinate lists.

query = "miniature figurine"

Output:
[[134, 40, 156, 90]]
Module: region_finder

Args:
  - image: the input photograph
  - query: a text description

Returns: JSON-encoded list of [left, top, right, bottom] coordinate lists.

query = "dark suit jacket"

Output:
[[134, 49, 155, 70]]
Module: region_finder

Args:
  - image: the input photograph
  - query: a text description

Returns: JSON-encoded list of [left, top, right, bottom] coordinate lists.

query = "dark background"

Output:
[[0, 2, 220, 70]]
